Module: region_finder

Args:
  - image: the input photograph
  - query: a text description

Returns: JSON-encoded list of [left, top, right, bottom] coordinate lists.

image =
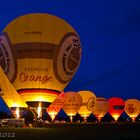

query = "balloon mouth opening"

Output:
[[26, 101, 51, 108]]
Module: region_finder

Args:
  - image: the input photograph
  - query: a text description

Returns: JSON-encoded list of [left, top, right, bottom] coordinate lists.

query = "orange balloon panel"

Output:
[[108, 97, 125, 121], [47, 93, 65, 116], [63, 92, 82, 116], [93, 97, 109, 121], [78, 91, 96, 117], [124, 99, 140, 121], [0, 13, 82, 104]]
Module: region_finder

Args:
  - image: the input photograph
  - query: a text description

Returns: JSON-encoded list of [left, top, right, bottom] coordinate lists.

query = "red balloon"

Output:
[[108, 97, 125, 121]]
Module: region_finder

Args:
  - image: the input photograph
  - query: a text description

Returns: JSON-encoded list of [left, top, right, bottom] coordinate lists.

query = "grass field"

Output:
[[0, 122, 140, 140]]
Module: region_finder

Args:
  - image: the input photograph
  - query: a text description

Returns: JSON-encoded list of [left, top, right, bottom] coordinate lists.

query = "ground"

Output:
[[0, 122, 140, 140]]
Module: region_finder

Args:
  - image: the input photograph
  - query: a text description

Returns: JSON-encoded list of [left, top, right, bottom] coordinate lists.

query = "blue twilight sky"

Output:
[[0, 0, 140, 111]]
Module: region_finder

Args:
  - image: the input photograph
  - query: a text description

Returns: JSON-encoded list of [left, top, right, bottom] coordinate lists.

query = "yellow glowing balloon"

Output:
[[0, 66, 27, 108], [0, 13, 82, 106], [124, 99, 140, 122], [78, 90, 96, 118], [93, 97, 109, 122], [63, 92, 82, 116]]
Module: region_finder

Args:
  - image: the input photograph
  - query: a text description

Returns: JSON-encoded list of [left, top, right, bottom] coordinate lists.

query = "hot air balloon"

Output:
[[0, 66, 27, 118], [124, 99, 140, 122], [47, 92, 65, 122], [93, 97, 109, 122], [78, 90, 96, 122], [0, 13, 82, 117], [108, 97, 125, 122], [63, 92, 82, 122]]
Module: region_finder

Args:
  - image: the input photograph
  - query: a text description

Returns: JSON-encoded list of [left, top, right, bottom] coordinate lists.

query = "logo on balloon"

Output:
[[127, 104, 137, 114], [68, 97, 75, 102], [87, 97, 96, 111], [19, 72, 52, 84], [54, 32, 81, 83], [0, 33, 16, 82]]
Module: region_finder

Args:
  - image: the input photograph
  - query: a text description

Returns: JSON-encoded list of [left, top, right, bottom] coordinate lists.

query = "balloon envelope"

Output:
[[93, 97, 109, 121], [78, 90, 96, 117], [47, 92, 65, 116], [124, 99, 140, 121], [63, 92, 82, 116], [0, 66, 27, 108], [108, 97, 125, 121], [0, 13, 82, 106]]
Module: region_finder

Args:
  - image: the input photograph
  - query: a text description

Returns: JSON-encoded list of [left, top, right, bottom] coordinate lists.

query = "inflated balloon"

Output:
[[63, 92, 82, 122], [108, 97, 125, 122], [47, 92, 65, 121], [93, 97, 109, 122], [63, 92, 82, 115], [0, 66, 28, 118], [78, 90, 96, 122], [0, 66, 27, 108], [124, 99, 140, 122], [0, 13, 82, 108]]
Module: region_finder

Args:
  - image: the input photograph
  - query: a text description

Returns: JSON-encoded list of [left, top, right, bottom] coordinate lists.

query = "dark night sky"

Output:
[[0, 0, 140, 112]]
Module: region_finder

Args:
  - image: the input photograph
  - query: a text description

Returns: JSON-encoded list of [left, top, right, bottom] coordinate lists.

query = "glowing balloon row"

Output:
[[108, 98, 140, 122], [47, 91, 96, 122], [47, 91, 140, 122]]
